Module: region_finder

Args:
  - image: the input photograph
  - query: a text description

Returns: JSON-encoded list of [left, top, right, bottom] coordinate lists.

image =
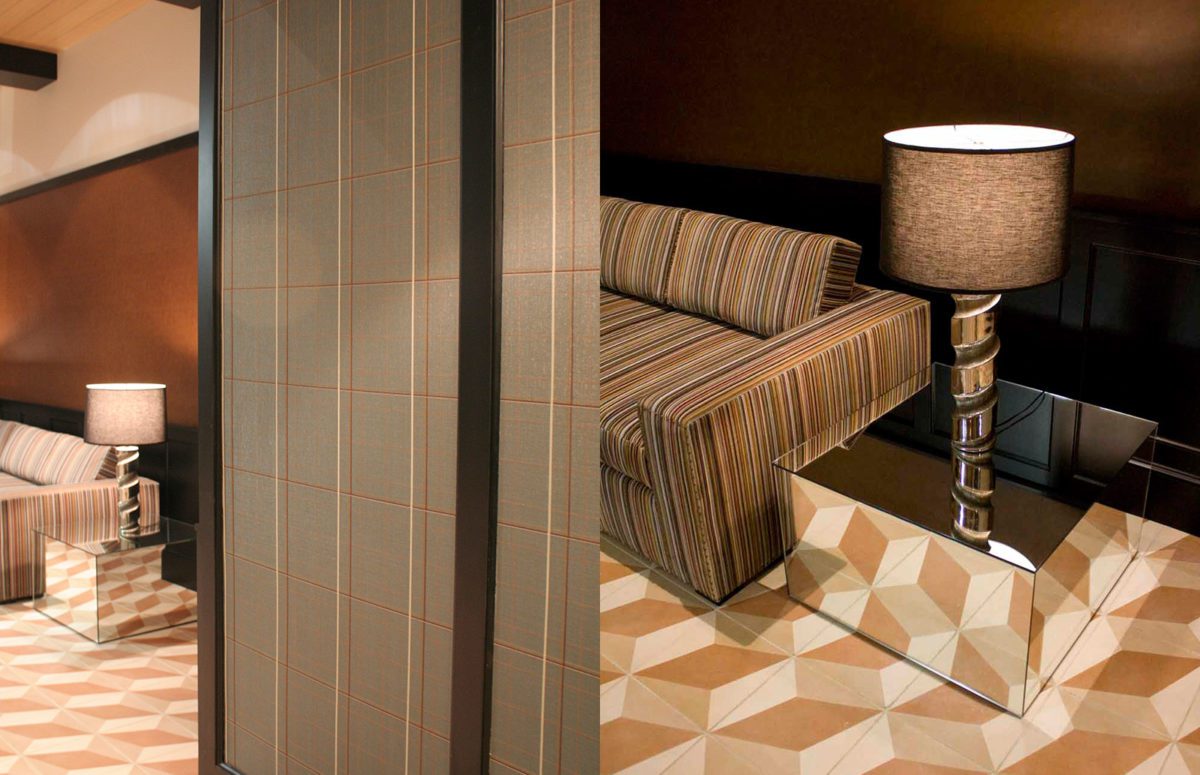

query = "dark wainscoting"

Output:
[[602, 153, 1200, 532], [0, 398, 199, 589], [602, 153, 1200, 444]]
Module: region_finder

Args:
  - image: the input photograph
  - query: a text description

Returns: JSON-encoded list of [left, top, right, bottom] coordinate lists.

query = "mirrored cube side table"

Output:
[[32, 517, 198, 642], [774, 389, 1156, 715]]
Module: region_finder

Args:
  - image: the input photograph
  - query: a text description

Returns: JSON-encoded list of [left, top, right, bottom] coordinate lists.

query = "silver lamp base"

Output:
[[114, 445, 142, 539], [949, 293, 1000, 544]]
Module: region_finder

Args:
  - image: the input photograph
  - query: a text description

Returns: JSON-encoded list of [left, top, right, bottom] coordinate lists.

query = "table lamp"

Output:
[[85, 383, 167, 538], [880, 124, 1074, 543]]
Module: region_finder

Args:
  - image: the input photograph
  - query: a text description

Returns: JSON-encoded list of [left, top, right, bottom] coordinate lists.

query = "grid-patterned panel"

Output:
[[221, 1, 461, 772], [491, 0, 600, 772]]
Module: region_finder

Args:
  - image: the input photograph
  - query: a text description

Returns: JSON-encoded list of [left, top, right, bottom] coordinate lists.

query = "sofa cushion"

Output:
[[0, 472, 35, 493], [600, 289, 669, 337], [601, 197, 684, 303], [601, 310, 760, 485], [664, 209, 862, 336], [0, 421, 115, 485]]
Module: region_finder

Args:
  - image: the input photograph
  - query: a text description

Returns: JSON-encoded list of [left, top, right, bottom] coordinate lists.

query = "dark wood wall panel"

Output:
[[0, 398, 199, 522], [1077, 243, 1200, 445], [602, 154, 1200, 450], [0, 398, 198, 587]]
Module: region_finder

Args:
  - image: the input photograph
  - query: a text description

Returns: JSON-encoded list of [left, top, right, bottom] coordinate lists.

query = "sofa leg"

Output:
[[839, 429, 867, 450]]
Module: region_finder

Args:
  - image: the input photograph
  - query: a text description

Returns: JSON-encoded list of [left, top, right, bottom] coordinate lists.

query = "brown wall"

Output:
[[0, 144, 199, 425], [602, 0, 1200, 218]]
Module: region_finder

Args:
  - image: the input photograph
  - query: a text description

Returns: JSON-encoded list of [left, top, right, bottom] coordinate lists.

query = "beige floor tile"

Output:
[[659, 736, 760, 774], [0, 603, 197, 774], [601, 676, 701, 774]]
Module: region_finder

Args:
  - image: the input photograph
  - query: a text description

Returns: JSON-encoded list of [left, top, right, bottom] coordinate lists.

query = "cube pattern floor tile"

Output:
[[601, 521, 1200, 775], [0, 602, 197, 774]]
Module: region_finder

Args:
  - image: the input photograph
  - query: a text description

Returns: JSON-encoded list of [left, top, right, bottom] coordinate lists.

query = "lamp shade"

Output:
[[84, 383, 167, 446], [881, 124, 1074, 293]]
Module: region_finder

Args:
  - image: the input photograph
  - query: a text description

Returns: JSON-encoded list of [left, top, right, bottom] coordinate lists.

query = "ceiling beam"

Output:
[[156, 0, 201, 8], [0, 42, 56, 91]]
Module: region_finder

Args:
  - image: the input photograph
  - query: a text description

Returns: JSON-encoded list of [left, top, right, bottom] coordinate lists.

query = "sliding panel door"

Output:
[[489, 0, 600, 772], [220, 0, 460, 770]]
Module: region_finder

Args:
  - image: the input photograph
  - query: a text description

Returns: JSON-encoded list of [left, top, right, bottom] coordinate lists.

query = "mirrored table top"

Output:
[[34, 516, 196, 556], [775, 376, 1157, 571]]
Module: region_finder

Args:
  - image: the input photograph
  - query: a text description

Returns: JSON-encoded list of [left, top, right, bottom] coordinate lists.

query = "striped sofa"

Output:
[[0, 420, 160, 602], [600, 197, 931, 601]]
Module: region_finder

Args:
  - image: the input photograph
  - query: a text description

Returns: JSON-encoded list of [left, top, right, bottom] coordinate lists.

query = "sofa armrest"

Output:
[[639, 289, 930, 599], [0, 477, 161, 602]]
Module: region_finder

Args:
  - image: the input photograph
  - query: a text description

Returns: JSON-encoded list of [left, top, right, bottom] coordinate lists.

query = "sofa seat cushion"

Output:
[[601, 310, 760, 485], [0, 421, 115, 485], [600, 289, 670, 337], [0, 472, 35, 493]]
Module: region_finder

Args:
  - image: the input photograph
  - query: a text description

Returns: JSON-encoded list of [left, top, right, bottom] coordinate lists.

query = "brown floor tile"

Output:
[[1001, 729, 1166, 774]]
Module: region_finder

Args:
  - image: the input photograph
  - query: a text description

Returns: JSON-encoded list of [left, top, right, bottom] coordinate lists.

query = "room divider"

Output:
[[197, 0, 599, 771]]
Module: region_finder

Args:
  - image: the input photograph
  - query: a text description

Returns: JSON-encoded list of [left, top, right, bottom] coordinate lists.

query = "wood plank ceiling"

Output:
[[0, 0, 149, 52]]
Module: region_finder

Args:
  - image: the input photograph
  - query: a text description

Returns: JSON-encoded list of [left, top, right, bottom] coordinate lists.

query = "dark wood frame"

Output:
[[0, 41, 56, 91], [196, 0, 507, 772], [196, 0, 227, 771], [450, 0, 504, 771]]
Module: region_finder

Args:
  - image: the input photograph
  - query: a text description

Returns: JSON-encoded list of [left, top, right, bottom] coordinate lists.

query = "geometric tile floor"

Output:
[[0, 603, 197, 774], [601, 518, 1200, 774]]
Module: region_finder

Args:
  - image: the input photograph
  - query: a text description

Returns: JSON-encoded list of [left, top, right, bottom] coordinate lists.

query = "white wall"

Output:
[[0, 2, 199, 196]]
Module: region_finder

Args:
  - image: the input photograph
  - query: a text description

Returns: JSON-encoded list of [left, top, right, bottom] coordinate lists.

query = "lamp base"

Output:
[[949, 294, 1000, 544], [114, 445, 141, 539]]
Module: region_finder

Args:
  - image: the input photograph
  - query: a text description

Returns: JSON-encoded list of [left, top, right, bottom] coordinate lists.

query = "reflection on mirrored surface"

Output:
[[776, 381, 1157, 714], [32, 517, 197, 643]]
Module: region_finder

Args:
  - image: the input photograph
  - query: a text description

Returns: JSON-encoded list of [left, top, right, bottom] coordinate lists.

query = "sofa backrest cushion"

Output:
[[600, 197, 685, 303], [0, 421, 14, 456], [665, 208, 863, 336], [0, 420, 116, 485]]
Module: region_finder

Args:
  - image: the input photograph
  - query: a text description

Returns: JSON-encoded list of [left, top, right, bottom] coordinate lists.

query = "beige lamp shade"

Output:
[[881, 124, 1074, 293], [84, 383, 167, 446]]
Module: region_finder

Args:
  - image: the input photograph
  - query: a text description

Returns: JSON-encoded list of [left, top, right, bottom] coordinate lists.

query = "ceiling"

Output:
[[0, 0, 150, 52]]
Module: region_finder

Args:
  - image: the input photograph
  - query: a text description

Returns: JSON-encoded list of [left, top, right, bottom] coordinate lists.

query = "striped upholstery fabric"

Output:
[[639, 290, 930, 600], [0, 421, 115, 485], [599, 195, 930, 601], [0, 477, 162, 602], [599, 465, 672, 570], [600, 289, 670, 337], [0, 472, 35, 493], [601, 309, 760, 486], [600, 197, 685, 303], [665, 211, 863, 336]]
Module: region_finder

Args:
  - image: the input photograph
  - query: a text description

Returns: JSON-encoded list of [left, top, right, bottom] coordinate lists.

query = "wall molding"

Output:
[[0, 133, 199, 207]]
